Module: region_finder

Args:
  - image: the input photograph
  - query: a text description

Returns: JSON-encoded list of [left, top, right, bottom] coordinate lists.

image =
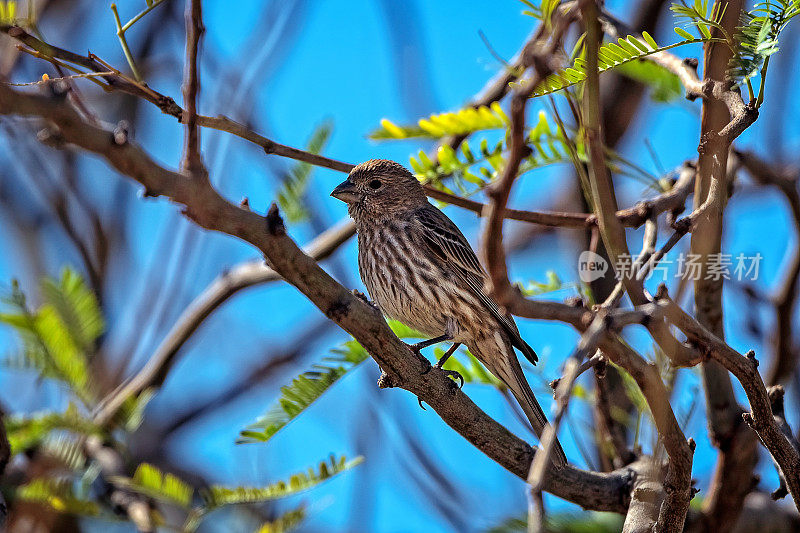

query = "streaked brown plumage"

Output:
[[331, 159, 567, 467]]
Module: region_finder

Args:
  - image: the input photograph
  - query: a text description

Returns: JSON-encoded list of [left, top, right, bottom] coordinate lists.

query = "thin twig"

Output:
[[181, 0, 205, 176]]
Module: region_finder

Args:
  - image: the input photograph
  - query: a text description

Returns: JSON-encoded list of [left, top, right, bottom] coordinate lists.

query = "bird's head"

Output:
[[331, 159, 427, 222]]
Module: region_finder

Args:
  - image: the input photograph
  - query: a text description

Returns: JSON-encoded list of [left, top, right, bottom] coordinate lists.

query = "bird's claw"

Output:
[[351, 289, 378, 309], [417, 396, 427, 410], [439, 368, 464, 390]]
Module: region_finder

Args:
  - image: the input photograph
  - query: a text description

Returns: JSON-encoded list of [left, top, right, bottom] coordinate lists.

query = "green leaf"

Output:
[[204, 455, 362, 508], [4, 403, 100, 454], [514, 34, 715, 98], [673, 27, 696, 40], [40, 268, 104, 353], [1, 270, 101, 402], [0, 1, 17, 24], [370, 104, 508, 140], [613, 59, 683, 102], [238, 320, 421, 443], [39, 434, 86, 471], [516, 271, 577, 297], [277, 122, 332, 223], [111, 463, 194, 508], [728, 1, 800, 85], [118, 387, 156, 432]]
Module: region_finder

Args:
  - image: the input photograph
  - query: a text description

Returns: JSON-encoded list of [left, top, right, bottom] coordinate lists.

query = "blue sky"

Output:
[[2, 0, 800, 531]]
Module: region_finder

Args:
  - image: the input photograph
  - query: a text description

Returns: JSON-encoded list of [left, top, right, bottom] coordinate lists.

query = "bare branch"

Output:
[[735, 150, 800, 386], [656, 289, 800, 511], [92, 219, 355, 427], [181, 0, 205, 176], [0, 81, 642, 514]]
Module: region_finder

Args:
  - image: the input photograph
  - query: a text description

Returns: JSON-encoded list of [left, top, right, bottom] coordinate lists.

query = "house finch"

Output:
[[331, 159, 567, 467]]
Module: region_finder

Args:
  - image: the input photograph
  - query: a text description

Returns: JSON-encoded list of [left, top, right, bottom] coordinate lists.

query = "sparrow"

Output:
[[331, 159, 566, 467]]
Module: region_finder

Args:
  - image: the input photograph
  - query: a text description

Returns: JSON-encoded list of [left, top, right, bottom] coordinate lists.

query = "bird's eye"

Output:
[[368, 179, 382, 190]]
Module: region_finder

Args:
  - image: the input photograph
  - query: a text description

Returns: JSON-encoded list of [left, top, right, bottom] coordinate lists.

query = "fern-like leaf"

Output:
[[515, 33, 714, 98], [1, 270, 102, 403], [4, 403, 99, 454], [516, 271, 580, 298], [203, 455, 362, 508], [371, 103, 508, 140], [40, 268, 104, 353], [0, 1, 17, 24], [277, 123, 332, 223], [39, 433, 87, 471], [111, 463, 194, 508], [671, 0, 731, 42], [407, 110, 576, 192], [729, 0, 800, 85], [239, 320, 421, 444]]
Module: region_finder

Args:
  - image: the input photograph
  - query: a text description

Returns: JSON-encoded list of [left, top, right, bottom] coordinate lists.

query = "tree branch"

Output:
[[181, 0, 205, 175], [92, 219, 355, 427], [656, 289, 800, 511], [0, 81, 642, 514]]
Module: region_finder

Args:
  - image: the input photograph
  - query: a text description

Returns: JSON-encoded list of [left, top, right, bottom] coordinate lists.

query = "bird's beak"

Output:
[[331, 179, 362, 204]]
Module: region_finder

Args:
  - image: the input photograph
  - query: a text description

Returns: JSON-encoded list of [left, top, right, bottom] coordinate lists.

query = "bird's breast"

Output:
[[356, 223, 456, 337]]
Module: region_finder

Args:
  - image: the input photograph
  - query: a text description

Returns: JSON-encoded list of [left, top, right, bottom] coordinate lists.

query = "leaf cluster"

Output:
[[1, 268, 103, 404], [239, 320, 421, 443], [277, 122, 333, 223]]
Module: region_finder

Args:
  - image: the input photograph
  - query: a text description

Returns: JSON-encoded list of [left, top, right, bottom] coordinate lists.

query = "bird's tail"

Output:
[[503, 359, 568, 469]]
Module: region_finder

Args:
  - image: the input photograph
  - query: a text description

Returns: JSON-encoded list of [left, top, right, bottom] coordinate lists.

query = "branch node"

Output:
[[595, 358, 607, 379], [36, 126, 64, 147], [672, 215, 693, 234], [112, 121, 130, 146], [239, 197, 250, 210], [42, 78, 70, 99], [565, 296, 585, 308], [655, 283, 669, 301], [687, 437, 696, 452], [377, 371, 395, 389], [265, 203, 286, 236], [746, 349, 759, 368], [324, 299, 350, 322], [768, 385, 786, 415]]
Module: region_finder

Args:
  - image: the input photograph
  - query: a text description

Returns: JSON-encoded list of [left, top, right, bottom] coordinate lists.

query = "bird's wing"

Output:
[[413, 205, 538, 364]]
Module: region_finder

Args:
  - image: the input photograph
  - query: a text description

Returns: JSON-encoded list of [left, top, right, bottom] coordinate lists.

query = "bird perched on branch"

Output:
[[331, 159, 567, 468]]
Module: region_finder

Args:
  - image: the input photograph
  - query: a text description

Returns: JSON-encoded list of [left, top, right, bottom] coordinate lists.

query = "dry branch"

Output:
[[0, 81, 644, 514]]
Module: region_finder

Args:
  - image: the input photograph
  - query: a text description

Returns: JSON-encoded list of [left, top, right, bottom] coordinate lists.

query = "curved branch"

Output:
[[0, 82, 642, 514], [92, 219, 355, 427]]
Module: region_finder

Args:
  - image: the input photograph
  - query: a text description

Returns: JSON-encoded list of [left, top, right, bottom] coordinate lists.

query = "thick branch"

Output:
[[0, 82, 640, 513], [92, 219, 355, 427]]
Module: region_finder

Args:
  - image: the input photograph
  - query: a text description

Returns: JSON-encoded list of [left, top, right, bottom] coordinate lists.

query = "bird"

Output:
[[331, 159, 567, 468]]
